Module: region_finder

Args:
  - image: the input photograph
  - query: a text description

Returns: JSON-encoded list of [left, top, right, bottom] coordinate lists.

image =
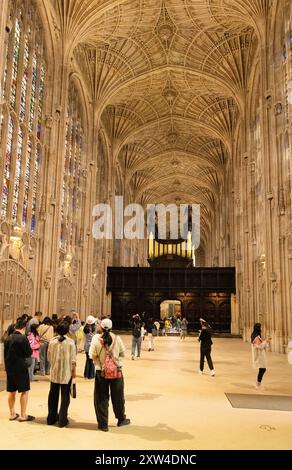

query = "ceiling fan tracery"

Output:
[[49, 0, 267, 238]]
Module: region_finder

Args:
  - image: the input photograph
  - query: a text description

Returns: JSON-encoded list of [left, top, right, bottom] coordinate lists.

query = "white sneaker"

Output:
[[199, 371, 203, 375], [210, 370, 215, 376], [255, 382, 261, 390]]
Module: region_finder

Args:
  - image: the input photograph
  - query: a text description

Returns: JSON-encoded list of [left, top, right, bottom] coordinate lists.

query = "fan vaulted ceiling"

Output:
[[47, 0, 267, 243]]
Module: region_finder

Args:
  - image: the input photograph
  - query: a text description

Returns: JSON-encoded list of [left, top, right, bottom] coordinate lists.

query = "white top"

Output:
[[252, 336, 269, 369], [89, 333, 126, 370], [48, 336, 76, 384]]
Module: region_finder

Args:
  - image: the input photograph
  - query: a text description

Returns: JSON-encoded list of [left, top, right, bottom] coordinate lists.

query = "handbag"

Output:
[[70, 379, 77, 398]]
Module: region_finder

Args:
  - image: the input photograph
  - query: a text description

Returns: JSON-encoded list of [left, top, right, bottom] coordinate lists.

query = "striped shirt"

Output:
[[48, 335, 76, 384]]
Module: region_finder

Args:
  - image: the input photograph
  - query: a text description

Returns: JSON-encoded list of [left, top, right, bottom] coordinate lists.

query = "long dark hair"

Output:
[[30, 324, 39, 337], [251, 323, 261, 342], [83, 323, 95, 335], [56, 321, 70, 342], [101, 328, 112, 347]]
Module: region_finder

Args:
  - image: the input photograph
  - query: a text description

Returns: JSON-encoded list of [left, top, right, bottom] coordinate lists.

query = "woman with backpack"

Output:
[[89, 318, 130, 432], [130, 314, 142, 360]]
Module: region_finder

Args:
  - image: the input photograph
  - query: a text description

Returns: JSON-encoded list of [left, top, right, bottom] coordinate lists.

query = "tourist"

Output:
[[38, 317, 54, 375], [4, 317, 35, 421], [25, 311, 42, 335], [89, 318, 130, 432], [146, 317, 155, 351], [47, 321, 76, 428], [198, 318, 215, 376], [180, 317, 188, 340], [83, 315, 97, 378], [154, 319, 160, 336], [130, 314, 142, 360], [165, 318, 171, 336], [251, 323, 271, 389], [27, 324, 40, 381]]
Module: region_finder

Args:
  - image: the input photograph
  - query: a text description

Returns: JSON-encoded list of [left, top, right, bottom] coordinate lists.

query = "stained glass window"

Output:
[[22, 139, 32, 227], [37, 63, 45, 139], [19, 35, 29, 120], [29, 54, 37, 131], [1, 115, 13, 218], [0, 110, 4, 144], [61, 86, 84, 251], [31, 143, 41, 231], [10, 19, 21, 109], [1, 5, 46, 232], [12, 125, 23, 223]]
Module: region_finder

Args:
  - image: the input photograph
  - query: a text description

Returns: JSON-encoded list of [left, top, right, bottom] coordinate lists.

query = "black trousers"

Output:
[[94, 371, 125, 428], [200, 347, 214, 371], [257, 368, 266, 383], [47, 380, 71, 427], [84, 352, 95, 379]]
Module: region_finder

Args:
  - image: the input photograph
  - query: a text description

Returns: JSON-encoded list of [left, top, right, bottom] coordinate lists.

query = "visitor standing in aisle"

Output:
[[89, 318, 130, 432], [4, 317, 35, 421], [83, 315, 97, 378], [198, 318, 215, 376], [251, 323, 271, 389], [130, 314, 142, 360], [47, 321, 76, 428], [180, 317, 188, 340], [27, 324, 40, 381], [146, 317, 155, 351]]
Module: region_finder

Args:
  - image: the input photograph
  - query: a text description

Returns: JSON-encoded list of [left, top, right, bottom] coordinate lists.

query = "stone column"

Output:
[[230, 293, 239, 335], [36, 46, 71, 314], [0, 0, 9, 100], [79, 108, 97, 318]]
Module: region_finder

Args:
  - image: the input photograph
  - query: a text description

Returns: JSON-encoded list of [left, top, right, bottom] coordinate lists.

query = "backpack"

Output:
[[100, 335, 122, 379], [132, 324, 141, 339]]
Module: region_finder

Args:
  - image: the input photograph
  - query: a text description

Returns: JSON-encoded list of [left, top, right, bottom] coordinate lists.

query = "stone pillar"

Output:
[[230, 293, 239, 335], [36, 52, 71, 314], [0, 0, 9, 100], [79, 119, 97, 318]]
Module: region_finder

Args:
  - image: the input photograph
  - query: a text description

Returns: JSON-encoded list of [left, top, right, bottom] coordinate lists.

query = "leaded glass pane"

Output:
[[29, 54, 37, 131], [1, 115, 13, 218], [10, 19, 21, 109], [19, 35, 29, 120], [22, 139, 32, 227], [30, 143, 41, 231], [12, 125, 23, 222]]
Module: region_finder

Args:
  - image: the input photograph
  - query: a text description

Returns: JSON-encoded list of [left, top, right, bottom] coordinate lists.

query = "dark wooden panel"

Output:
[[108, 267, 235, 333], [108, 267, 235, 293]]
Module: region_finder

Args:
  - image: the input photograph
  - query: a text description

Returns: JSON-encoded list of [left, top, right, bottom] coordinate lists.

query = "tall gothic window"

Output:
[[60, 84, 84, 252], [0, 2, 46, 232]]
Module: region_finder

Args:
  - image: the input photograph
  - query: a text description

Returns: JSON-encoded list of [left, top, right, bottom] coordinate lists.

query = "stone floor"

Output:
[[0, 335, 292, 450]]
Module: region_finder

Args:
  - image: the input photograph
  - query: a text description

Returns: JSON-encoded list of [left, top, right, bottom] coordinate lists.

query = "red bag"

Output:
[[100, 336, 122, 379]]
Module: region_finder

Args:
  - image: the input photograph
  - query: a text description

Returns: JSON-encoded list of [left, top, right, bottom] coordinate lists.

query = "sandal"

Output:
[[19, 415, 35, 422], [9, 413, 19, 421]]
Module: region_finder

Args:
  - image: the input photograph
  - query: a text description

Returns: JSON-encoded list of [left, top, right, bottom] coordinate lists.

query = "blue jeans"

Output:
[[131, 336, 142, 356], [40, 341, 50, 374], [28, 357, 36, 381]]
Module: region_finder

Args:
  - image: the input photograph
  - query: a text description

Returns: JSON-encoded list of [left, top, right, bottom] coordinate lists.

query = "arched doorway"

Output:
[[160, 300, 182, 332]]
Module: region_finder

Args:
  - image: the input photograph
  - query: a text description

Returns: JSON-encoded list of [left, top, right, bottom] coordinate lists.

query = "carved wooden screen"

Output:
[[0, 259, 33, 335], [56, 277, 76, 315]]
